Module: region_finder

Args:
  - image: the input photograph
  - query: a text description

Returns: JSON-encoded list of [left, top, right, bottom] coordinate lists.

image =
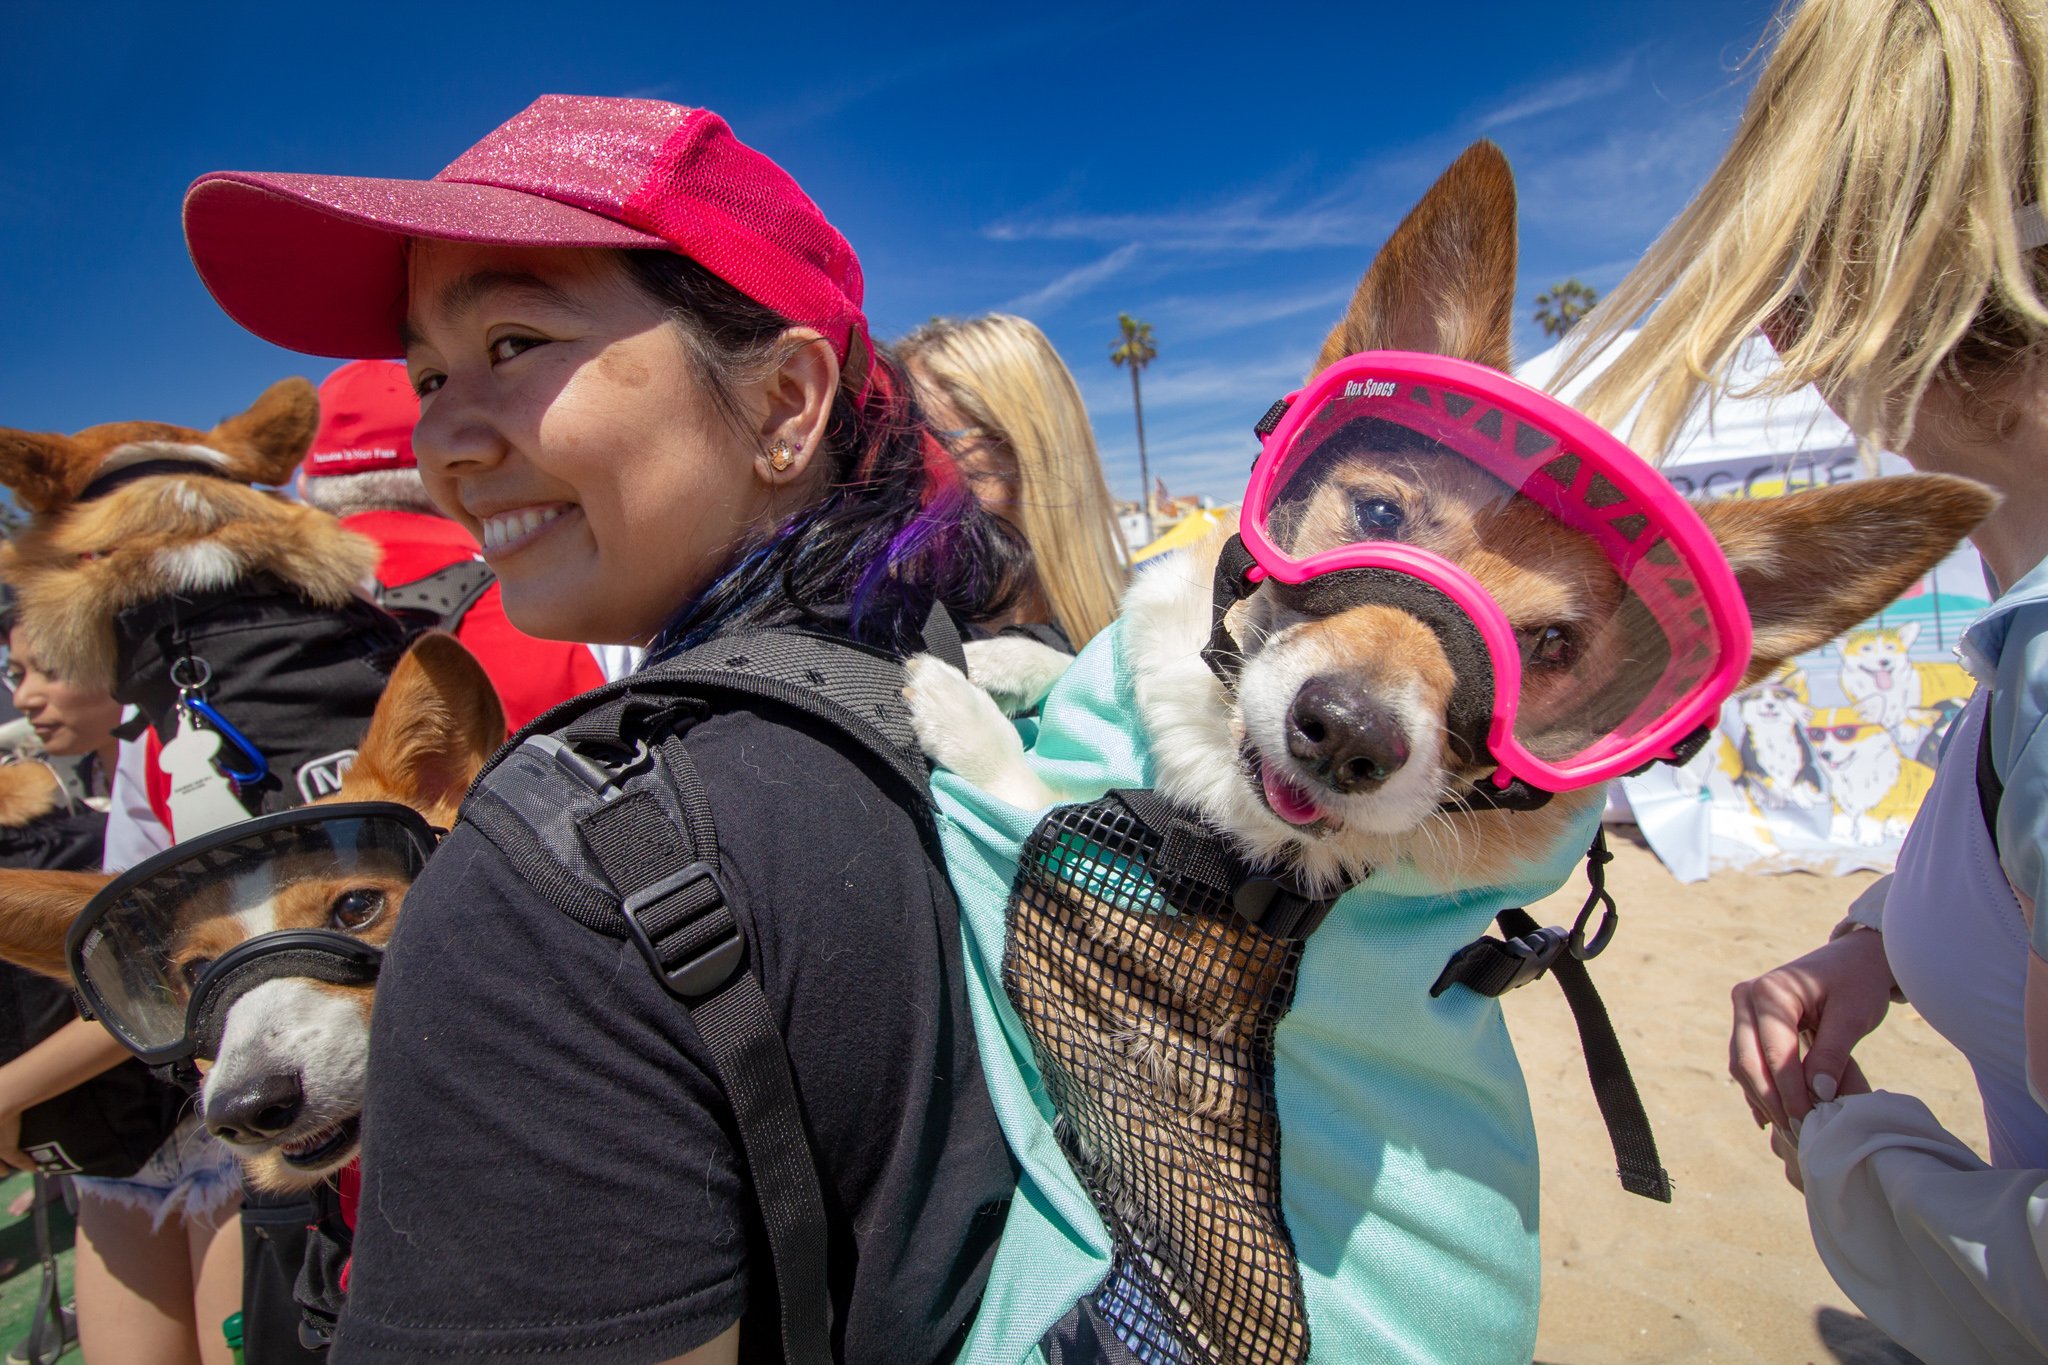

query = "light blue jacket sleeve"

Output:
[[1990, 597, 2048, 935]]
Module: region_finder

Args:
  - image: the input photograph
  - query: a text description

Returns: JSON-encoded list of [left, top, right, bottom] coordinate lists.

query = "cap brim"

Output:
[[184, 172, 666, 358]]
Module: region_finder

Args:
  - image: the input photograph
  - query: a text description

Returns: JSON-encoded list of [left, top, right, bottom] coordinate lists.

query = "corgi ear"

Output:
[[1695, 473, 1997, 687], [0, 429, 91, 515], [0, 869, 114, 980], [1314, 141, 1518, 376], [346, 633, 508, 825], [208, 377, 320, 486]]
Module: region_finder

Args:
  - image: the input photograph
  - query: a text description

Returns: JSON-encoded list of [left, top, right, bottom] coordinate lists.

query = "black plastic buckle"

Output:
[[1491, 925, 1570, 991], [1430, 923, 1570, 997], [1232, 876, 1340, 940], [620, 862, 745, 1000]]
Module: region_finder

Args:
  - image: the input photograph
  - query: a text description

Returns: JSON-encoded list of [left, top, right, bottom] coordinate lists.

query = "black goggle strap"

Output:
[[1430, 828, 1671, 1201], [1201, 534, 1263, 691], [185, 932, 384, 1061], [75, 457, 236, 505]]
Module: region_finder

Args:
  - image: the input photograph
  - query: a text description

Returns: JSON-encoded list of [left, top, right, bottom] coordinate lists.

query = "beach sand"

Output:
[[1509, 834, 1983, 1365]]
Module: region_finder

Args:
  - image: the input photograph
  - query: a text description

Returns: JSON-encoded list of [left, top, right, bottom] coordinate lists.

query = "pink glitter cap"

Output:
[[183, 95, 869, 367]]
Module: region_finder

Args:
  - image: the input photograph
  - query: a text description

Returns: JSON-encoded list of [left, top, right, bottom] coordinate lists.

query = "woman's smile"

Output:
[[475, 502, 576, 557]]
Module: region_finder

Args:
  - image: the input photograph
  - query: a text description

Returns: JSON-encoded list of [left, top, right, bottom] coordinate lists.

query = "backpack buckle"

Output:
[[1429, 923, 1570, 997], [620, 862, 745, 1000]]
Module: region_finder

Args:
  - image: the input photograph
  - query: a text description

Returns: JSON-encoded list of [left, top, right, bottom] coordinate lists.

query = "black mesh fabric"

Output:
[[1006, 796, 1311, 1365]]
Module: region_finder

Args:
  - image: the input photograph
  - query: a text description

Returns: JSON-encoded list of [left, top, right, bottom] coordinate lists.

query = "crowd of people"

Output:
[[0, 0, 2043, 1360]]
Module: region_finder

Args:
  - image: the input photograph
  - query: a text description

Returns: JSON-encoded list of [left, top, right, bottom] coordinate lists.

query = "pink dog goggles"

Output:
[[1219, 351, 1751, 796]]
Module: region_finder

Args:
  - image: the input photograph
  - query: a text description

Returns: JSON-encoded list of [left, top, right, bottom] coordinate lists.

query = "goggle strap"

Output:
[[1253, 398, 1292, 439], [1201, 534, 1263, 690]]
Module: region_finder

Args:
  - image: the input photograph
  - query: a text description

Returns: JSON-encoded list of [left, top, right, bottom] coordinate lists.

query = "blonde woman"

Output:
[[898, 314, 1127, 650], [1556, 3, 2048, 1359]]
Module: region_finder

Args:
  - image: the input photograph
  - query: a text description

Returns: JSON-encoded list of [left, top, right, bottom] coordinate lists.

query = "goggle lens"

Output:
[[1247, 360, 1740, 781]]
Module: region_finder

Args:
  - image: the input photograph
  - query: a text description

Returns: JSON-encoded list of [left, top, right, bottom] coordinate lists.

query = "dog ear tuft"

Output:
[[346, 633, 508, 824], [1315, 141, 1518, 376], [209, 378, 320, 486], [0, 429, 89, 515], [1696, 473, 1998, 687]]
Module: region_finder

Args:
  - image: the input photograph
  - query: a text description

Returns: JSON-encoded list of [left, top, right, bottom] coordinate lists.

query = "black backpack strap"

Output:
[[376, 559, 498, 633], [555, 704, 834, 1365], [1977, 696, 2005, 852], [1430, 833, 1672, 1202]]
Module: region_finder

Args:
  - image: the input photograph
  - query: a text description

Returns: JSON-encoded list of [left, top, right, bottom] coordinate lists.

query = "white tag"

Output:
[[159, 709, 251, 837]]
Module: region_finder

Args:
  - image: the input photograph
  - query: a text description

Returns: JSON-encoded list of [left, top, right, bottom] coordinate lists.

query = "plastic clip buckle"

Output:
[[620, 862, 745, 1000], [1492, 925, 1570, 992]]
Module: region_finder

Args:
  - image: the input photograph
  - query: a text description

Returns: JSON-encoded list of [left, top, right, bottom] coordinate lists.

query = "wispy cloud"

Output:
[[1145, 282, 1358, 342], [986, 182, 1389, 255], [1477, 53, 1640, 130], [1002, 243, 1143, 315]]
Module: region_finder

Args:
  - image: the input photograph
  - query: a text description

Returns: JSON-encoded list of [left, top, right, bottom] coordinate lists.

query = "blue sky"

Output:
[[1, 0, 1779, 507]]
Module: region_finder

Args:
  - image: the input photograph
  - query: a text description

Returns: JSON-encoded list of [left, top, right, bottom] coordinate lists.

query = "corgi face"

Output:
[[1803, 707, 1892, 769], [177, 853, 409, 1183], [1839, 626, 1916, 688], [1739, 682, 1810, 729], [1233, 444, 1633, 836]]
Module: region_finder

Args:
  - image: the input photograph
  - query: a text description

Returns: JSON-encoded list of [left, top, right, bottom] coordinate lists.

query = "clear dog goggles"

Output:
[[66, 803, 435, 1065], [1233, 351, 1752, 794]]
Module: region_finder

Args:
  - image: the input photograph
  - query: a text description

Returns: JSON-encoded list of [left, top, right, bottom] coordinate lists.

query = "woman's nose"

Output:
[[411, 383, 505, 477]]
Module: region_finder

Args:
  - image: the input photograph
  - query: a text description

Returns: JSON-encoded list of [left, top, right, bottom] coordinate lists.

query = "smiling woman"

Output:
[[182, 95, 1022, 1365]]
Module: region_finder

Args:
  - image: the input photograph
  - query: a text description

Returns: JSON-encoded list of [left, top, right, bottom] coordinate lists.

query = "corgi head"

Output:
[[1738, 670, 1811, 728], [1206, 142, 1994, 888], [1838, 623, 1919, 682], [0, 380, 380, 693], [0, 633, 504, 1189], [1804, 706, 1896, 769]]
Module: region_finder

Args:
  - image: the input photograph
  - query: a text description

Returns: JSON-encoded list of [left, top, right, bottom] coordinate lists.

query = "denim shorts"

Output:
[[73, 1114, 243, 1230]]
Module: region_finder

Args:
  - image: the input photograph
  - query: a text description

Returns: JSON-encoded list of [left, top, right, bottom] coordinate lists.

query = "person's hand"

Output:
[[1731, 928, 1894, 1130], [1768, 1120, 1805, 1193], [0, 1108, 34, 1175]]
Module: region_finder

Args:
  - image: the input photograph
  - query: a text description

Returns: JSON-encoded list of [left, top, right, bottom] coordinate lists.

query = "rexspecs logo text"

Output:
[[1342, 379, 1397, 400]]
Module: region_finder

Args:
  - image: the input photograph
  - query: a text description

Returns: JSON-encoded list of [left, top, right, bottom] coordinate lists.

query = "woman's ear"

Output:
[[751, 330, 840, 486]]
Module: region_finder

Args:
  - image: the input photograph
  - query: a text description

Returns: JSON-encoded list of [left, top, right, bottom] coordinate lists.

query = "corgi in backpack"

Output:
[[907, 143, 1993, 1363]]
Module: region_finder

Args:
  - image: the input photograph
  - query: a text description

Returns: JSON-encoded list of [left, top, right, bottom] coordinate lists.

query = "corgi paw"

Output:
[[904, 654, 1053, 808], [964, 637, 1073, 717]]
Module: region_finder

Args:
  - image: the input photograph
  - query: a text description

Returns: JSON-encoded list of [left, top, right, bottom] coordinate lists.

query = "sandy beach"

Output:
[[1509, 834, 1983, 1365]]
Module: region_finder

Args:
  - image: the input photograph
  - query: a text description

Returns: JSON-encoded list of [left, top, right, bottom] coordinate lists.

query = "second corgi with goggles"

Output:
[[68, 803, 436, 1175], [1208, 349, 1752, 824]]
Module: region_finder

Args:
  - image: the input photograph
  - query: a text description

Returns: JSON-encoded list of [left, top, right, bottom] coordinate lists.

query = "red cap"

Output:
[[183, 96, 868, 368], [305, 361, 417, 477]]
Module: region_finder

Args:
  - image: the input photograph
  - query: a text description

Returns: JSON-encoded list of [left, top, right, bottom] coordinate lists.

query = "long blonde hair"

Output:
[[1554, 0, 2048, 459], [898, 314, 1128, 646]]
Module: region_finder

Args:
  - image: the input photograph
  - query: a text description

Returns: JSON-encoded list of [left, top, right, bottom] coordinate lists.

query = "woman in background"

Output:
[[1553, 2, 2048, 1359], [898, 314, 1127, 650]]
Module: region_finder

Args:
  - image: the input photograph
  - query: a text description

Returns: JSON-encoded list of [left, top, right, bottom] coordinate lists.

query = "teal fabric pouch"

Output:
[[932, 613, 1601, 1363]]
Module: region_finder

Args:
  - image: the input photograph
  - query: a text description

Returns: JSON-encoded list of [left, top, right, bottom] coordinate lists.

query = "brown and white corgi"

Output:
[[913, 142, 1993, 895], [0, 632, 503, 1190], [1805, 703, 1935, 846]]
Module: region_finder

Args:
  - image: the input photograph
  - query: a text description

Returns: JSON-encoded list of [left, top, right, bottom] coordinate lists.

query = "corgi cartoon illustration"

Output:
[[1805, 705, 1935, 845], [1734, 670, 1824, 810], [1837, 623, 1975, 733]]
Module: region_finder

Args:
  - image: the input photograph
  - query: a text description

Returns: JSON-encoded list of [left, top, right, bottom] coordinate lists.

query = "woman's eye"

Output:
[[1352, 496, 1405, 537], [330, 888, 386, 932], [179, 957, 213, 992], [1526, 624, 1580, 669], [411, 372, 445, 398], [488, 335, 543, 365]]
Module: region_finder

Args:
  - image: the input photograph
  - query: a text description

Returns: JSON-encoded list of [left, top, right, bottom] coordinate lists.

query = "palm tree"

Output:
[[1110, 313, 1158, 542], [1533, 279, 1599, 339]]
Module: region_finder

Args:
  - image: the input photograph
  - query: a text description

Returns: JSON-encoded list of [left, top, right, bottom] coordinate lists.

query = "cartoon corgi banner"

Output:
[[1619, 452, 1988, 881]]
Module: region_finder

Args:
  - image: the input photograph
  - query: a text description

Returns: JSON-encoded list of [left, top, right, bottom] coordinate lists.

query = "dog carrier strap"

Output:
[[377, 560, 498, 633], [1110, 788, 1349, 940], [575, 753, 835, 1365], [1977, 700, 2005, 853], [1430, 902, 1673, 1202]]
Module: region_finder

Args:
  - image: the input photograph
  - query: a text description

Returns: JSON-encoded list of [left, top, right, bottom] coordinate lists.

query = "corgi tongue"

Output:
[[1875, 672, 1894, 691], [1260, 761, 1323, 826]]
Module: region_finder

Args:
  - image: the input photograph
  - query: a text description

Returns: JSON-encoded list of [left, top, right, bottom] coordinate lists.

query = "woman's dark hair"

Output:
[[619, 250, 1021, 658]]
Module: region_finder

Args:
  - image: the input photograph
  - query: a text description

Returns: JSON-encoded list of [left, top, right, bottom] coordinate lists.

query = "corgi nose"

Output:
[[205, 1071, 304, 1145], [1287, 678, 1409, 792]]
